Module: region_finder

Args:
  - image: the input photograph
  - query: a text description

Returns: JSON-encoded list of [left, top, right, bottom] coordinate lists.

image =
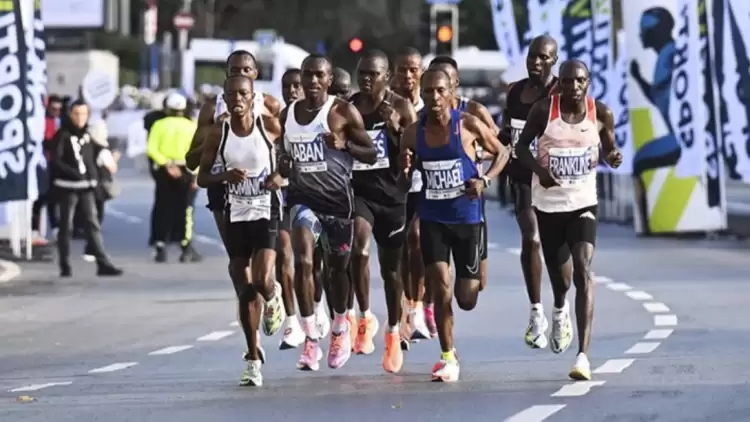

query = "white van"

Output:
[[423, 46, 510, 99], [183, 38, 310, 101]]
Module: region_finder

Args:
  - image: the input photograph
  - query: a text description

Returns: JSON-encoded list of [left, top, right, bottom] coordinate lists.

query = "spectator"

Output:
[[50, 99, 123, 278], [31, 95, 64, 242]]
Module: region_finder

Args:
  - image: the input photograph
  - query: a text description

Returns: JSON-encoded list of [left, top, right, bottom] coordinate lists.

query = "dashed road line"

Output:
[[642, 302, 670, 313], [551, 381, 606, 397], [625, 290, 653, 301], [605, 282, 632, 291], [644, 328, 674, 340], [9, 381, 73, 392], [654, 314, 679, 327], [624, 341, 661, 355], [593, 358, 635, 374], [88, 362, 139, 374], [148, 345, 194, 356], [197, 330, 235, 341], [504, 404, 567, 422], [229, 321, 240, 327]]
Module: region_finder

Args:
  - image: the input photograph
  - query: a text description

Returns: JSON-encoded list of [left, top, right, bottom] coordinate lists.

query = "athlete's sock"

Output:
[[388, 324, 399, 333], [531, 303, 543, 312], [346, 308, 355, 317], [359, 308, 372, 319], [302, 316, 320, 339], [413, 301, 423, 311], [333, 312, 350, 333], [314, 301, 326, 315], [441, 350, 456, 362], [554, 300, 569, 315], [285, 315, 300, 328]]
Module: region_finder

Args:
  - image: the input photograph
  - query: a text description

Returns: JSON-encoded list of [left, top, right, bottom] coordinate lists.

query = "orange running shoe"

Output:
[[352, 313, 379, 355], [382, 331, 404, 373]]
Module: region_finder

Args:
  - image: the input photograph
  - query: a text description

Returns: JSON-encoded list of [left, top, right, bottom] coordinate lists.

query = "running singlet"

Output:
[[455, 96, 484, 169], [409, 96, 425, 193], [416, 109, 482, 224], [505, 78, 559, 183], [533, 95, 599, 213], [218, 117, 282, 222], [284, 97, 354, 218], [350, 91, 405, 206]]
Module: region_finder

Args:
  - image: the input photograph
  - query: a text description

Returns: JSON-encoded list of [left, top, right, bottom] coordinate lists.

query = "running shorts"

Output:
[[225, 219, 280, 259], [290, 205, 353, 256], [354, 196, 407, 249], [205, 185, 225, 212], [420, 220, 482, 280], [405, 192, 420, 223], [535, 205, 597, 266]]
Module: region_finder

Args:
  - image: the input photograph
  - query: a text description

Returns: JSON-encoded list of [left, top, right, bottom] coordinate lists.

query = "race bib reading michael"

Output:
[[353, 129, 389, 171], [286, 133, 327, 173], [547, 147, 594, 185], [227, 167, 271, 221], [510, 118, 537, 158], [422, 159, 464, 200]]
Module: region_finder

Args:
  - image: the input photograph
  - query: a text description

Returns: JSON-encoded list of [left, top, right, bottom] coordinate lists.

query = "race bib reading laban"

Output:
[[547, 146, 594, 186], [353, 129, 389, 171], [226, 167, 272, 221], [510, 118, 537, 158], [286, 133, 328, 173], [423, 159, 464, 200]]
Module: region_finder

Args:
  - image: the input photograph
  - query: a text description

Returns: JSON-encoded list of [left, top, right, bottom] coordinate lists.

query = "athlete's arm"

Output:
[[596, 101, 622, 168], [263, 94, 282, 117], [339, 101, 378, 164], [196, 123, 224, 188], [397, 122, 418, 191], [185, 101, 216, 170], [468, 100, 499, 135], [463, 114, 509, 180], [498, 82, 517, 145], [262, 114, 286, 189], [276, 106, 293, 178], [394, 94, 418, 134], [516, 98, 550, 176]]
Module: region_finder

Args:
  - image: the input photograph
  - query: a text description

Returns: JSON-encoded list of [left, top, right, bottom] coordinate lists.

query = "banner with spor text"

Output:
[[712, 0, 750, 183], [612, 30, 634, 176], [624, 0, 725, 233], [0, 0, 46, 203]]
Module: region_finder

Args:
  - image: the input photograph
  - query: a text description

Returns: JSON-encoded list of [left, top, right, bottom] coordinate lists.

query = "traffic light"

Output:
[[431, 6, 457, 56], [349, 38, 363, 53]]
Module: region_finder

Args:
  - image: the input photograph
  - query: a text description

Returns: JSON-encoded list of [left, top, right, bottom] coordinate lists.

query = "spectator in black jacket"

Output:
[[51, 100, 123, 278]]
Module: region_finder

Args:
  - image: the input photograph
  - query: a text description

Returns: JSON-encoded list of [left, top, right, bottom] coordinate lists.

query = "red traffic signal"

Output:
[[349, 38, 363, 53]]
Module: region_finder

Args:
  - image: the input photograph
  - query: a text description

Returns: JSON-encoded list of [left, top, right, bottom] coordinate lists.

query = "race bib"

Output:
[[353, 129, 389, 171], [226, 167, 271, 221], [409, 169, 423, 192], [547, 147, 594, 186], [286, 133, 328, 173], [210, 156, 223, 175], [423, 159, 464, 200], [510, 118, 537, 159]]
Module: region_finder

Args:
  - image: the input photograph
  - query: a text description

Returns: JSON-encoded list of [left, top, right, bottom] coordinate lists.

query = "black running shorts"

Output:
[[225, 219, 279, 259], [290, 205, 353, 256], [420, 220, 482, 280], [205, 185, 225, 212], [535, 205, 597, 266], [354, 196, 407, 249]]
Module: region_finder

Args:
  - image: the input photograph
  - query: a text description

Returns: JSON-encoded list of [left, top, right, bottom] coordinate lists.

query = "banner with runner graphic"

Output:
[[0, 0, 46, 203], [624, 0, 726, 233], [489, 0, 522, 62], [712, 0, 750, 182]]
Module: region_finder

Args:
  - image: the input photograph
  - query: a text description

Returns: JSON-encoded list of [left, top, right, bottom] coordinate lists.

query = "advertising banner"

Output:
[[490, 0, 522, 62]]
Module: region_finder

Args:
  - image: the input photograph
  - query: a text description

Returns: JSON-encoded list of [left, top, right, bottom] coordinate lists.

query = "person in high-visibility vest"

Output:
[[147, 92, 202, 263]]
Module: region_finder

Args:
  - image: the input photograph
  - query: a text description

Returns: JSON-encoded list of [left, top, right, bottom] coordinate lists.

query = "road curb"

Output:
[[0, 259, 21, 283]]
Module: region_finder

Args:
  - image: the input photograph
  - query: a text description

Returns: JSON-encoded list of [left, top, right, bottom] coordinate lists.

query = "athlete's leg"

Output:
[[351, 197, 378, 355], [420, 220, 459, 382], [212, 209, 228, 248], [535, 208, 574, 357], [515, 182, 549, 348], [278, 213, 305, 350], [478, 220, 488, 291], [311, 245, 332, 339], [566, 206, 598, 381]]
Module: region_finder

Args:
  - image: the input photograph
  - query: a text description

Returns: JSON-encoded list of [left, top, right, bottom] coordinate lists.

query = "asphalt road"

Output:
[[1, 172, 748, 422]]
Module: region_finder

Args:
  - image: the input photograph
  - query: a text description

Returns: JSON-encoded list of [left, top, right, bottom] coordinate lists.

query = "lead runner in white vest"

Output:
[[197, 75, 287, 388], [513, 60, 622, 383]]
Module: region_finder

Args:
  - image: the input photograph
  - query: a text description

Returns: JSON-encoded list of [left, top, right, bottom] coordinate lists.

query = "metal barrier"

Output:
[[597, 172, 633, 225]]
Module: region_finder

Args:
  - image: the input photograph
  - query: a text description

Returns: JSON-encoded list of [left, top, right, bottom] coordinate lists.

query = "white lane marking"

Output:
[[9, 381, 73, 392], [605, 282, 632, 292], [229, 321, 240, 327], [148, 345, 194, 356], [643, 302, 670, 313], [197, 330, 235, 341], [625, 342, 660, 354], [626, 290, 653, 301], [88, 362, 138, 373], [551, 380, 606, 397], [593, 358, 636, 374], [644, 329, 674, 340], [0, 259, 21, 283], [504, 404, 567, 422], [654, 314, 678, 327], [593, 275, 613, 284]]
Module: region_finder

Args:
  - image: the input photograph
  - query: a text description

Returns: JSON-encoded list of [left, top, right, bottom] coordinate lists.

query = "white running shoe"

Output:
[[239, 359, 263, 386], [279, 317, 305, 350], [314, 303, 330, 338], [550, 304, 573, 354], [569, 352, 592, 380], [524, 308, 549, 349], [262, 282, 285, 336], [431, 357, 460, 382], [410, 307, 431, 341]]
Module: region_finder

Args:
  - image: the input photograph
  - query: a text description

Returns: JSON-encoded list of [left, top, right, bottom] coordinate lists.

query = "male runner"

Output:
[[499, 34, 560, 349], [279, 55, 377, 371], [349, 50, 417, 373], [400, 69, 509, 382], [515, 59, 621, 381], [391, 48, 434, 345], [197, 75, 286, 387], [329, 67, 353, 99]]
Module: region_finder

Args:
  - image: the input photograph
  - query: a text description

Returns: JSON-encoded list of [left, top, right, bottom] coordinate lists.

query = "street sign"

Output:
[[173, 13, 195, 30], [253, 29, 277, 48], [425, 0, 460, 4]]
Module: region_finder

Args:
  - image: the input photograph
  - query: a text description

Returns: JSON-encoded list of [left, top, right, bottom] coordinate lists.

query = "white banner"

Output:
[[591, 0, 614, 173], [612, 30, 633, 175], [671, 0, 706, 177], [41, 0, 103, 29], [490, 0, 522, 62]]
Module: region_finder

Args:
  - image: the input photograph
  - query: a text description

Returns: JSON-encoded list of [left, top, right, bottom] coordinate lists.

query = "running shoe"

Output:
[[382, 332, 404, 373], [424, 304, 438, 338], [525, 308, 550, 349], [262, 282, 285, 336], [296, 337, 323, 371], [410, 306, 431, 340], [315, 304, 331, 338], [431, 357, 459, 382], [279, 318, 305, 350], [346, 312, 357, 347], [550, 305, 573, 354], [239, 359, 263, 386], [328, 318, 352, 369], [569, 352, 592, 381], [353, 313, 379, 355]]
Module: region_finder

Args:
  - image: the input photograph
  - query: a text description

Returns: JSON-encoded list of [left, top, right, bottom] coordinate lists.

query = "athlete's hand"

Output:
[[264, 172, 284, 190], [538, 169, 560, 189], [400, 149, 414, 175], [379, 100, 400, 132], [464, 178, 485, 198], [166, 164, 182, 179], [606, 149, 623, 168], [222, 168, 247, 183], [322, 132, 346, 150], [499, 126, 512, 145]]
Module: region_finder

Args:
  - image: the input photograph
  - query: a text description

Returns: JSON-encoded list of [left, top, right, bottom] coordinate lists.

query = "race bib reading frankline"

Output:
[[285, 133, 327, 173], [510, 118, 537, 159], [353, 129, 389, 171], [547, 147, 594, 186], [226, 167, 271, 222], [423, 159, 464, 200]]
